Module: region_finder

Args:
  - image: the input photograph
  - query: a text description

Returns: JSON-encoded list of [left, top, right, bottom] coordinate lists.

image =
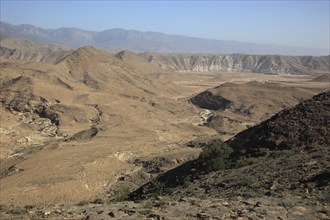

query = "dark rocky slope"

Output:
[[129, 91, 330, 206], [190, 91, 232, 111], [228, 91, 330, 157]]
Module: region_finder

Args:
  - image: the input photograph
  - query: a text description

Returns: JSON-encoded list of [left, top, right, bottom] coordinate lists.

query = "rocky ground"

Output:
[[127, 92, 330, 219], [1, 92, 329, 219], [0, 195, 329, 219]]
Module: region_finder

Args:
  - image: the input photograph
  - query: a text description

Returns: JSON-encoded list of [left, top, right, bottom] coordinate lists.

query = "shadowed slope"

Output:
[[130, 91, 330, 202], [228, 91, 330, 157]]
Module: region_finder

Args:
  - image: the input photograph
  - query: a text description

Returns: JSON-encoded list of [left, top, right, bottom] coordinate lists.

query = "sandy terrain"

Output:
[[0, 47, 329, 207]]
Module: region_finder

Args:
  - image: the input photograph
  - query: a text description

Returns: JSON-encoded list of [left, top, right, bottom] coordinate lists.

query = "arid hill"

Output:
[[1, 34, 329, 75], [311, 74, 330, 82], [142, 52, 330, 75], [228, 91, 330, 157], [127, 91, 330, 219], [0, 46, 216, 206], [115, 50, 165, 74], [0, 36, 72, 63], [189, 80, 323, 140]]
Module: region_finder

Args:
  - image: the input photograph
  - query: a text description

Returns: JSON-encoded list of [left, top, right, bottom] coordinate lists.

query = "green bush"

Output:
[[149, 180, 165, 196], [198, 141, 233, 171]]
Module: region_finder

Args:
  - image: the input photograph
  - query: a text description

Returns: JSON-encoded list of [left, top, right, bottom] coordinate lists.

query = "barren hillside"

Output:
[[0, 36, 72, 63], [0, 46, 216, 206], [127, 91, 330, 219], [142, 52, 330, 75], [0, 43, 329, 219], [189, 80, 326, 140]]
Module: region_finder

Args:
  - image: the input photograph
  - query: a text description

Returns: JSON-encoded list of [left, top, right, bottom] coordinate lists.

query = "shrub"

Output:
[[115, 186, 131, 201], [198, 141, 233, 171], [77, 200, 89, 206], [93, 198, 104, 204], [236, 156, 265, 167], [149, 180, 165, 196]]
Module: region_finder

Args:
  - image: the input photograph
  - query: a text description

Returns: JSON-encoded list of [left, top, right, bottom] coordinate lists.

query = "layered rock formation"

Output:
[[143, 52, 330, 74], [0, 36, 72, 63]]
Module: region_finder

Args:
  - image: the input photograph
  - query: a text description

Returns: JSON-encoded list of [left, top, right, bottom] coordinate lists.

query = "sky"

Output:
[[0, 0, 329, 49]]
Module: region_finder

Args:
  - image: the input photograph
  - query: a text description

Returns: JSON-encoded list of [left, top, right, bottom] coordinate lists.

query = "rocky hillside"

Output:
[[189, 80, 322, 140], [0, 36, 72, 63], [1, 21, 328, 55], [114, 50, 164, 74], [142, 52, 330, 75], [227, 91, 330, 157], [127, 91, 330, 219], [1, 48, 329, 219]]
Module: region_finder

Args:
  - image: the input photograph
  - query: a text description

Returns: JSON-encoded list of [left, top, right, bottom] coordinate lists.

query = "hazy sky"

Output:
[[1, 1, 329, 49]]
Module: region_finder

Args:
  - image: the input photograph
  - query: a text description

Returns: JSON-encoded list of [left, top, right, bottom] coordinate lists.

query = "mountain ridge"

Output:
[[1, 21, 328, 56], [142, 52, 330, 74], [1, 35, 328, 75]]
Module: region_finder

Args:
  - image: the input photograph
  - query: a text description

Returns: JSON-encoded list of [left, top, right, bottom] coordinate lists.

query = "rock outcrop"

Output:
[[190, 91, 231, 111], [143, 52, 330, 75], [228, 91, 330, 157]]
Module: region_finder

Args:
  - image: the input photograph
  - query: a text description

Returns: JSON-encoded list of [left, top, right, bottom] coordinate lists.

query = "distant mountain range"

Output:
[[1, 35, 329, 75], [1, 21, 328, 56]]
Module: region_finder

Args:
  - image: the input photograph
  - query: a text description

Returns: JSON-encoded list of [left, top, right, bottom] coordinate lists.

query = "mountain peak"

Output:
[[115, 50, 138, 59], [56, 46, 114, 65]]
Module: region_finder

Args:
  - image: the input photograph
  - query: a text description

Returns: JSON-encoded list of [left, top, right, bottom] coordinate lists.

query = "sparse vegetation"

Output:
[[149, 180, 166, 196], [242, 191, 265, 198], [77, 200, 90, 206], [198, 141, 233, 171], [235, 156, 265, 167], [8, 207, 27, 215], [114, 186, 131, 201], [222, 176, 258, 188], [92, 198, 104, 204], [271, 149, 295, 158], [153, 197, 169, 208]]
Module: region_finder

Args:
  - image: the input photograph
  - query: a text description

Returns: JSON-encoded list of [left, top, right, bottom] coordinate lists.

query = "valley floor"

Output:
[[0, 65, 329, 212]]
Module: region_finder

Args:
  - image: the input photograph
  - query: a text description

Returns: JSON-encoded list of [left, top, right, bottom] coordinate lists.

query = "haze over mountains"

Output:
[[1, 34, 329, 75], [1, 21, 328, 56]]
